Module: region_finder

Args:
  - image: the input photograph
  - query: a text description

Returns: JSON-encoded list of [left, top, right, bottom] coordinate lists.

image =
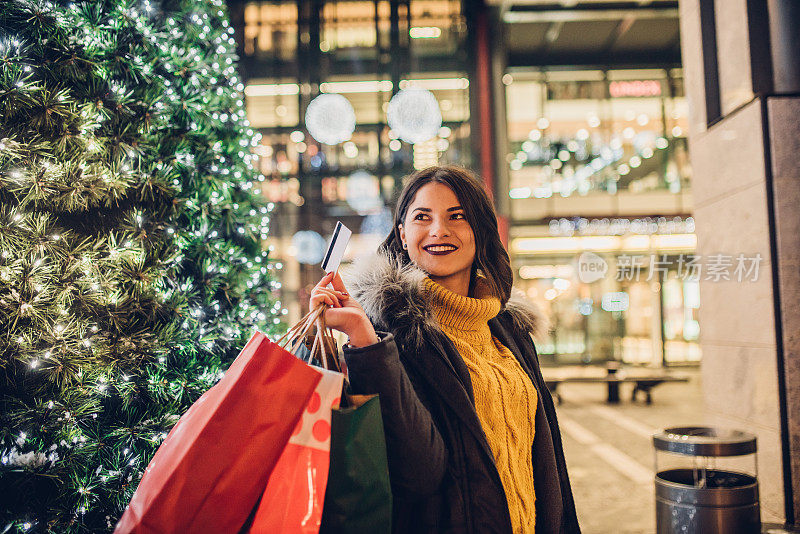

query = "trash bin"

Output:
[[653, 426, 760, 534]]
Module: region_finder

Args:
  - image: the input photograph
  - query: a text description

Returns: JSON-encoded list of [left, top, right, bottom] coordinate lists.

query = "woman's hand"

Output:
[[310, 271, 379, 348]]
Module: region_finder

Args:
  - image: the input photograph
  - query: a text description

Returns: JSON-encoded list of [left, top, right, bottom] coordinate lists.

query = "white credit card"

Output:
[[321, 222, 351, 273]]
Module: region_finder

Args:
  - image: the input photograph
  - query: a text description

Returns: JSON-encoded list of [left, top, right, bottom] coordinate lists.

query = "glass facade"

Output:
[[235, 0, 472, 322], [505, 68, 690, 202], [504, 68, 699, 366], [231, 1, 701, 368]]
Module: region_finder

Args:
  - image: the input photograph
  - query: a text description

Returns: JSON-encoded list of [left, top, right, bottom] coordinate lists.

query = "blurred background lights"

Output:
[[578, 299, 594, 316], [346, 170, 382, 214], [509, 187, 531, 199], [304, 93, 356, 145], [409, 26, 441, 39], [291, 231, 327, 264], [360, 207, 394, 236], [553, 278, 571, 291], [601, 292, 630, 312], [386, 87, 442, 144], [343, 141, 358, 158]]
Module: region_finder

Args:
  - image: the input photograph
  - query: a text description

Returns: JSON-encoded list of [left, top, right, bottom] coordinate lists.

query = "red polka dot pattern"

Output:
[[312, 420, 331, 442], [307, 392, 321, 414]]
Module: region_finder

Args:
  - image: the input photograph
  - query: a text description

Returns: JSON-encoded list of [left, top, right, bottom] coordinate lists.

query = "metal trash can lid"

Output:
[[653, 426, 757, 456]]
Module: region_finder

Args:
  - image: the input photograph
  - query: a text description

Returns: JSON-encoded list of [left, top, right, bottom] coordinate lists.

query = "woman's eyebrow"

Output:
[[411, 206, 463, 213]]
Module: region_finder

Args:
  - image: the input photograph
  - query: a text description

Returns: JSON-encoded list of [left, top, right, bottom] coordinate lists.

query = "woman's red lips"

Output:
[[423, 244, 458, 255]]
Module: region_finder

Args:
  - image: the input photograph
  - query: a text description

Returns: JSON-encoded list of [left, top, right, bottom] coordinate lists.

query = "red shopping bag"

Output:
[[248, 366, 344, 533], [115, 332, 322, 534]]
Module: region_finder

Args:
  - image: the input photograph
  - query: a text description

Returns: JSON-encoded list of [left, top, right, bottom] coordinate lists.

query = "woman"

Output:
[[311, 165, 579, 534]]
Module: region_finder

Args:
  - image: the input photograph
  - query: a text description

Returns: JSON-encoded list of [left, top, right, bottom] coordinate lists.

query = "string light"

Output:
[[4, 3, 286, 526]]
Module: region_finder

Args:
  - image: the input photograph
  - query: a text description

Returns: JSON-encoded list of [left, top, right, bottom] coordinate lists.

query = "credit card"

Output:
[[321, 221, 352, 273]]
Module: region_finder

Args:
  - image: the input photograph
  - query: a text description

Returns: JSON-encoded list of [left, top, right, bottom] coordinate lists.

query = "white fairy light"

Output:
[[386, 88, 442, 144], [304, 94, 356, 145]]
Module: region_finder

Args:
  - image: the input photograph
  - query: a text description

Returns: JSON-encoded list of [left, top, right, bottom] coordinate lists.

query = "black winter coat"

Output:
[[340, 254, 580, 534]]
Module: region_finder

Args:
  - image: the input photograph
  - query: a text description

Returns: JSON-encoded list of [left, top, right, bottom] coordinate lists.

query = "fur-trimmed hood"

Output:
[[342, 252, 549, 349]]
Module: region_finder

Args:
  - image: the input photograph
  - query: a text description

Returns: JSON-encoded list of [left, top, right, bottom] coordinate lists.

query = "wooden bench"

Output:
[[545, 373, 689, 404]]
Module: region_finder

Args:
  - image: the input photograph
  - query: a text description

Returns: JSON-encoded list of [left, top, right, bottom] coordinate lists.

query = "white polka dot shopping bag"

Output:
[[247, 367, 344, 533], [244, 303, 345, 534]]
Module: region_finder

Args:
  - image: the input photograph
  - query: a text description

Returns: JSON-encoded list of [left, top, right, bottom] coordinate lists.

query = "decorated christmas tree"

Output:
[[0, 1, 283, 530]]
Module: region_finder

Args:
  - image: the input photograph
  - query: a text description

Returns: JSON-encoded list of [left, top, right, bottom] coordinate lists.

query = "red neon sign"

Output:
[[609, 80, 662, 98]]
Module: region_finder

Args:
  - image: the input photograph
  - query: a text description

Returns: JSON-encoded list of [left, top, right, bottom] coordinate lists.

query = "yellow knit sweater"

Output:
[[425, 278, 538, 534]]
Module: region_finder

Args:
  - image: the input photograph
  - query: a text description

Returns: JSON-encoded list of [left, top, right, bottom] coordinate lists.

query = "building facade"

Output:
[[228, 0, 799, 528], [678, 0, 799, 526], [229, 0, 699, 372]]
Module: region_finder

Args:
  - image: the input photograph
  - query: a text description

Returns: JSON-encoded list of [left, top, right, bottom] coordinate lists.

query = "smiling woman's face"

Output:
[[398, 182, 476, 292]]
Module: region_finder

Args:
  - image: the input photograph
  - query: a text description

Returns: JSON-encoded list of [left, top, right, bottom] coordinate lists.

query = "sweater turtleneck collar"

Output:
[[424, 277, 501, 343]]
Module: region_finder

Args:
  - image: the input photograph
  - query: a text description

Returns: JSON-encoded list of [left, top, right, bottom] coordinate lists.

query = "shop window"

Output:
[[504, 68, 691, 199], [243, 2, 298, 59]]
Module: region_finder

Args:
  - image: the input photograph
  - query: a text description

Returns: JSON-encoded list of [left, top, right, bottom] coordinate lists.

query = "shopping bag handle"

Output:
[[308, 313, 340, 372], [275, 304, 340, 372], [276, 305, 324, 349]]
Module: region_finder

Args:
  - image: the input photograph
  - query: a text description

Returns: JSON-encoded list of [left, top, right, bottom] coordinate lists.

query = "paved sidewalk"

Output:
[[552, 366, 705, 533]]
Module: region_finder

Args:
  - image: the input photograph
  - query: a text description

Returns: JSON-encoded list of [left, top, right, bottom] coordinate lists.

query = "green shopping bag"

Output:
[[297, 306, 392, 534], [320, 393, 393, 534]]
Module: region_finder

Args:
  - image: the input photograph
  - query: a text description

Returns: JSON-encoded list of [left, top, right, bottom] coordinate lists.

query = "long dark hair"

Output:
[[380, 165, 513, 305]]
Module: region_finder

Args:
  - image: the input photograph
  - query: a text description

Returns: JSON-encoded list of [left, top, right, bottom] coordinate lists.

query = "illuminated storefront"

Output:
[[504, 67, 699, 366], [230, 0, 473, 321], [229, 0, 698, 367], [510, 217, 700, 366]]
